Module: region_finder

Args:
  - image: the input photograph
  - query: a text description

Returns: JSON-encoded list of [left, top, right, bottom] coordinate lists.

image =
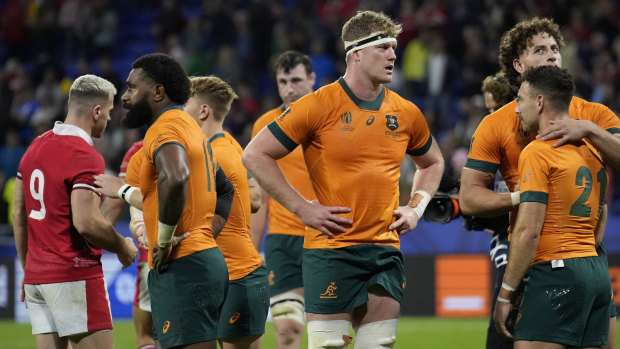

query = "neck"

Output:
[[342, 69, 383, 101], [150, 99, 178, 124], [539, 111, 569, 133], [64, 113, 92, 136], [201, 119, 223, 139]]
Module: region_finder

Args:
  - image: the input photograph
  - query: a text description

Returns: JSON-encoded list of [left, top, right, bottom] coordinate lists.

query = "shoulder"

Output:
[[570, 96, 615, 119]]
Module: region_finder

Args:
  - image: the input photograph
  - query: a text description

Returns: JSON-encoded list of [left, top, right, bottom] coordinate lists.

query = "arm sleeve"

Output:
[[519, 143, 550, 203], [214, 165, 234, 221], [405, 102, 432, 156], [464, 117, 502, 174]]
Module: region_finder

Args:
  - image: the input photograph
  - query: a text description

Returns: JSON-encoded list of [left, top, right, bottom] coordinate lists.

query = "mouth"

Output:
[[385, 65, 394, 73]]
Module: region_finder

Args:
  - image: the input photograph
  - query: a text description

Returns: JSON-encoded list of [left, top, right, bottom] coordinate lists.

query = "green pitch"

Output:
[[2, 317, 618, 348]]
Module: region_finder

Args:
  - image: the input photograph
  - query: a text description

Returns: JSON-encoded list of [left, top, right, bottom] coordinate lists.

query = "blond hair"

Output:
[[341, 11, 402, 45], [68, 74, 116, 107], [189, 76, 238, 121]]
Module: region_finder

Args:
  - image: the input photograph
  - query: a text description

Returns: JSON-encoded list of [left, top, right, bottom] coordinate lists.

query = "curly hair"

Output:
[[275, 50, 313, 75], [341, 10, 402, 44], [498, 17, 565, 87], [481, 73, 517, 108], [132, 53, 190, 105], [189, 76, 238, 121], [522, 66, 574, 112]]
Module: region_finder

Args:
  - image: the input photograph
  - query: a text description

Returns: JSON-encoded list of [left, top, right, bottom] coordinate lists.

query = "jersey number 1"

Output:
[[28, 169, 46, 220]]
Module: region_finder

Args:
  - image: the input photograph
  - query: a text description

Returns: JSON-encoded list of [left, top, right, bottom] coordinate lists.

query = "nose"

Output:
[[121, 90, 129, 102], [387, 47, 396, 61]]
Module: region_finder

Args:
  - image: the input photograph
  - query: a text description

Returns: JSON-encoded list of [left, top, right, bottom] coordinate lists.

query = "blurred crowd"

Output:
[[1, 0, 620, 224]]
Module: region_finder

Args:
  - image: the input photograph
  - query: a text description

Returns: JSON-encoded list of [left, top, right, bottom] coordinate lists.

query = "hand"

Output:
[[297, 200, 352, 238], [536, 119, 592, 147], [152, 232, 190, 272], [390, 206, 420, 235], [493, 300, 514, 340], [20, 278, 27, 308], [134, 223, 149, 250], [117, 237, 138, 269], [93, 174, 126, 198]]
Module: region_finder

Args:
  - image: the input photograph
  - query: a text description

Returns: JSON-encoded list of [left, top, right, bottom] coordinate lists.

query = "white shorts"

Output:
[[25, 277, 112, 337], [134, 261, 151, 312]]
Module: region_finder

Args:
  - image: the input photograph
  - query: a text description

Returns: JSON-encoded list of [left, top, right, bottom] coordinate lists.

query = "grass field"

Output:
[[0, 317, 486, 348], [2, 317, 618, 348]]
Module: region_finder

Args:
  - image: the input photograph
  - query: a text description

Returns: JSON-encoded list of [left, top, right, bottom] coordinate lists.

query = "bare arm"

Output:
[[537, 119, 620, 170], [594, 204, 607, 246], [460, 168, 514, 217], [493, 201, 546, 339], [100, 197, 125, 224], [242, 127, 352, 237], [250, 187, 269, 249], [71, 189, 137, 269], [155, 144, 188, 226], [248, 177, 262, 213], [94, 174, 143, 210], [390, 137, 444, 235], [12, 178, 27, 270], [212, 215, 227, 239]]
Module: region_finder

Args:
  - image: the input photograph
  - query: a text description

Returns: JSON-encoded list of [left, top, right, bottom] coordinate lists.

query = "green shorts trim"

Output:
[[515, 256, 611, 347], [217, 265, 269, 339], [148, 248, 229, 348], [303, 244, 405, 314], [265, 234, 304, 296]]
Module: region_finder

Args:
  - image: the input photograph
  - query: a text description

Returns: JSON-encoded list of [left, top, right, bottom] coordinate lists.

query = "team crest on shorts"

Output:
[[320, 282, 338, 299]]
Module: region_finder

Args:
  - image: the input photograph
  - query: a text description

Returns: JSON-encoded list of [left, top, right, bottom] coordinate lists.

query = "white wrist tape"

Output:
[[411, 190, 432, 218], [157, 221, 177, 247], [497, 296, 510, 303], [501, 282, 516, 292], [510, 191, 520, 207], [117, 184, 137, 204]]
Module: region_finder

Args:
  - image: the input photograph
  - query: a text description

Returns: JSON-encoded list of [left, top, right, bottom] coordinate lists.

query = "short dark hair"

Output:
[[522, 66, 574, 112], [498, 18, 564, 87], [132, 53, 190, 105], [274, 51, 313, 75]]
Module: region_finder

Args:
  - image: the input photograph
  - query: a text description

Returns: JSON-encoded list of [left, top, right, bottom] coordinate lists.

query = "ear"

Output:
[[536, 94, 544, 113], [92, 104, 102, 121], [153, 84, 165, 102], [200, 104, 212, 121], [513, 58, 525, 75]]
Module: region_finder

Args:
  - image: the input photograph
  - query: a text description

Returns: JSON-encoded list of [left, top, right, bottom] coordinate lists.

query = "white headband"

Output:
[[344, 32, 397, 58]]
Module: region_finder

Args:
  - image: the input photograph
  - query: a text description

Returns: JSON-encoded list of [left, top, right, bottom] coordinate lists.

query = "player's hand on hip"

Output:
[[117, 237, 138, 269], [536, 119, 591, 147], [152, 232, 190, 272], [94, 174, 125, 198], [390, 206, 420, 235], [298, 200, 352, 238], [492, 300, 514, 340]]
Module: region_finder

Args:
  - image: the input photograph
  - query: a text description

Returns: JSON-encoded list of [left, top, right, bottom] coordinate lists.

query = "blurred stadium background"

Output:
[[1, 0, 620, 347]]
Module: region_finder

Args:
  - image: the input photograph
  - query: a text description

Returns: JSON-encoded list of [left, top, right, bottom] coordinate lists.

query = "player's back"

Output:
[[519, 139, 606, 264], [210, 132, 263, 280], [19, 125, 105, 284]]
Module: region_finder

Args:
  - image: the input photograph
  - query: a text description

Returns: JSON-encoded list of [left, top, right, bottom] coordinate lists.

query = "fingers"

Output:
[[327, 206, 353, 214], [553, 134, 570, 148]]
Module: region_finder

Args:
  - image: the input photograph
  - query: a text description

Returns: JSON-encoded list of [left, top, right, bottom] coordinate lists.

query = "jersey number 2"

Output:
[[28, 169, 46, 220], [569, 166, 607, 218]]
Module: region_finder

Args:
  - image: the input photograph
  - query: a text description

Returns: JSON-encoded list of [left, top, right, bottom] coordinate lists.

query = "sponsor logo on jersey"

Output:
[[523, 170, 531, 183], [366, 115, 375, 126], [163, 320, 171, 334], [229, 312, 241, 324], [319, 282, 338, 299]]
